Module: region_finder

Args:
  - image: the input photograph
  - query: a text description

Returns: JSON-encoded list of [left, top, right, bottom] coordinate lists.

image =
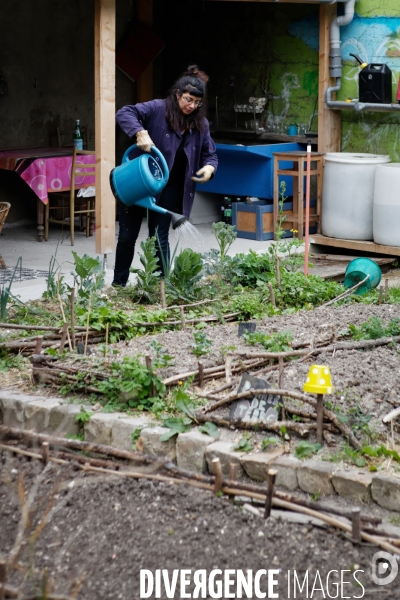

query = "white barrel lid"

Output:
[[324, 152, 391, 165], [375, 162, 400, 169]]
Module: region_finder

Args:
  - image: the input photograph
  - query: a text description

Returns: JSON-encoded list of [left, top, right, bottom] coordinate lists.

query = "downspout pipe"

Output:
[[326, 0, 357, 108]]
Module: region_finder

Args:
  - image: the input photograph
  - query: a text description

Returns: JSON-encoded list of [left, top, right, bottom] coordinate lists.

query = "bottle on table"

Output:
[[223, 196, 232, 224], [73, 120, 83, 150]]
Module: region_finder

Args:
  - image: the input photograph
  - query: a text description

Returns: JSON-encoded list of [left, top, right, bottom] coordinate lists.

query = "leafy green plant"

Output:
[[131, 427, 144, 450], [243, 329, 293, 352], [269, 271, 343, 310], [149, 340, 175, 368], [159, 416, 192, 441], [167, 248, 203, 302], [233, 432, 253, 453], [229, 290, 268, 320], [261, 437, 279, 450], [73, 406, 93, 439], [130, 237, 161, 303], [71, 252, 105, 300], [191, 331, 212, 357], [294, 441, 322, 460], [211, 221, 237, 261], [227, 251, 272, 287], [199, 422, 221, 439], [347, 316, 400, 341], [43, 249, 67, 300], [0, 349, 26, 371]]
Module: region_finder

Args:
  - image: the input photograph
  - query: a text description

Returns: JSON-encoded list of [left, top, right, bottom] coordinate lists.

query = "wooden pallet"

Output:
[[310, 234, 400, 257]]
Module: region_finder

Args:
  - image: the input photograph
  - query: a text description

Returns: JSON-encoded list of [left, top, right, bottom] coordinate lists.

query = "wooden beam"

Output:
[[310, 235, 400, 257], [318, 4, 341, 153], [94, 0, 116, 255], [137, 0, 153, 102]]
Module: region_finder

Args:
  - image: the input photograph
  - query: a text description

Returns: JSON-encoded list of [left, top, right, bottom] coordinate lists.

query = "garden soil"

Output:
[[1, 303, 400, 598], [1, 450, 399, 600]]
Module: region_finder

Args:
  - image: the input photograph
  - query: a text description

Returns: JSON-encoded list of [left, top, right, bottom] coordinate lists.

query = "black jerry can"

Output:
[[359, 63, 393, 104]]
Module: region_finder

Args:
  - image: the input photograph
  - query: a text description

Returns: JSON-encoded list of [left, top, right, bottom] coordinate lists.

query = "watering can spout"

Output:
[[168, 211, 188, 230]]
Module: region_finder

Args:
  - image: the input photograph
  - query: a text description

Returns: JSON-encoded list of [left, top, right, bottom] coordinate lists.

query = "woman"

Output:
[[113, 65, 218, 287]]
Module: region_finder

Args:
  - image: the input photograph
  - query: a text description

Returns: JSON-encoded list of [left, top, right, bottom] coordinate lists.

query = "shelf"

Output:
[[211, 127, 318, 145], [310, 234, 400, 257]]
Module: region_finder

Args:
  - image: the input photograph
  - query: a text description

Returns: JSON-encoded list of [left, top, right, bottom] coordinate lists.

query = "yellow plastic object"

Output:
[[303, 365, 334, 395]]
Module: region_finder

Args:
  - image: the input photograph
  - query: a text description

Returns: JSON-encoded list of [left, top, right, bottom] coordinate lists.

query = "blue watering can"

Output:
[[109, 144, 187, 229]]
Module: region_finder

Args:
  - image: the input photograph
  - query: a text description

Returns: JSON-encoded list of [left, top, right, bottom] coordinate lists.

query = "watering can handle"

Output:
[[121, 143, 169, 179]]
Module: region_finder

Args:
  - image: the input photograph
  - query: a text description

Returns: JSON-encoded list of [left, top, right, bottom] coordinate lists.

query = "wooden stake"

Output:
[[70, 286, 76, 349], [229, 463, 238, 481], [57, 293, 72, 352], [160, 279, 166, 309], [84, 296, 91, 356], [268, 282, 276, 307], [213, 458, 223, 495], [275, 256, 281, 289], [104, 322, 109, 358], [35, 336, 43, 355], [264, 469, 277, 519], [316, 393, 324, 445], [378, 286, 383, 305], [180, 306, 185, 330], [198, 361, 204, 387], [42, 442, 49, 465], [145, 355, 156, 396], [59, 323, 68, 354], [385, 278, 389, 302], [225, 355, 232, 384], [0, 560, 6, 600], [351, 508, 361, 544]]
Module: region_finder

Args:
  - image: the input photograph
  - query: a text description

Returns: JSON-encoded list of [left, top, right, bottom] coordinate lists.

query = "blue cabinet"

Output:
[[200, 141, 303, 199]]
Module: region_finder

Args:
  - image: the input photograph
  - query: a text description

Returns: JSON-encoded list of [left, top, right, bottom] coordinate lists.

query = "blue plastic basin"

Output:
[[344, 258, 382, 295]]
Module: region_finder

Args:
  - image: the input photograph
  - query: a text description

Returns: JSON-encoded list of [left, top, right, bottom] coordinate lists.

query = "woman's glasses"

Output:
[[181, 95, 202, 108]]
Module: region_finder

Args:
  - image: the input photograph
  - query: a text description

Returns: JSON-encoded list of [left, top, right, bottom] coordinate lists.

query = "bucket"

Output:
[[322, 153, 391, 240], [344, 258, 382, 295], [110, 144, 169, 207]]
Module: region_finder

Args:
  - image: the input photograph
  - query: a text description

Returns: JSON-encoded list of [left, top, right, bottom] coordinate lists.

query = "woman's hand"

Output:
[[191, 165, 215, 183], [136, 130, 155, 152]]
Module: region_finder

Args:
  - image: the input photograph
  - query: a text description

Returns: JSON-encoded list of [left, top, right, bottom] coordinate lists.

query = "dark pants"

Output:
[[113, 184, 183, 286]]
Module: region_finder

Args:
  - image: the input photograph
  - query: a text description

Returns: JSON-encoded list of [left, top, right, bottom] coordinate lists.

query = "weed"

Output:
[[0, 348, 27, 371], [199, 422, 221, 439], [43, 247, 67, 300], [130, 237, 161, 303], [0, 257, 22, 321], [229, 289, 269, 321], [347, 316, 400, 341], [261, 437, 279, 450], [389, 514, 400, 526], [159, 416, 192, 441], [191, 331, 213, 357], [73, 406, 93, 438], [131, 427, 144, 450], [228, 250, 272, 287], [294, 441, 322, 460], [220, 344, 236, 358], [233, 432, 253, 453], [243, 329, 293, 352], [267, 271, 343, 311], [149, 339, 175, 368], [311, 491, 320, 501]]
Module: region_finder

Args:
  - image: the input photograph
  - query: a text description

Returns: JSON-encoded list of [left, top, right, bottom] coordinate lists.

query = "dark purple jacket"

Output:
[[116, 99, 218, 217]]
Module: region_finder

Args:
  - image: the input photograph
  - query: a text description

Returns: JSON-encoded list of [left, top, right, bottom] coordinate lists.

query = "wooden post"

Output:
[[318, 4, 341, 154], [351, 508, 361, 544], [198, 361, 204, 387], [264, 469, 277, 519], [212, 458, 223, 495], [316, 393, 324, 445], [95, 0, 116, 255], [137, 0, 153, 102]]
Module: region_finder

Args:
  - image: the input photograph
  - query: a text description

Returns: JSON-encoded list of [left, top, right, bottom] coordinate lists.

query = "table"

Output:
[[0, 147, 95, 241]]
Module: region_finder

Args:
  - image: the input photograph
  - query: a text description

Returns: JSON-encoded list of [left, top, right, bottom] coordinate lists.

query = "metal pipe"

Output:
[[326, 100, 400, 113]]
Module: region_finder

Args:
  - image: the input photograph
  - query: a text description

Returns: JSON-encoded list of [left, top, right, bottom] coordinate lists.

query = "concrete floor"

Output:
[[0, 219, 274, 302]]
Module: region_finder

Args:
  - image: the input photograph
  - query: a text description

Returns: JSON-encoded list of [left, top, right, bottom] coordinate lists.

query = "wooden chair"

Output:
[[57, 125, 88, 149], [45, 149, 95, 246], [0, 202, 11, 269]]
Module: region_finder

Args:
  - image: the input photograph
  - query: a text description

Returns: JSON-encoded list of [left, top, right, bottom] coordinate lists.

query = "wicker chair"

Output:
[[0, 202, 11, 269]]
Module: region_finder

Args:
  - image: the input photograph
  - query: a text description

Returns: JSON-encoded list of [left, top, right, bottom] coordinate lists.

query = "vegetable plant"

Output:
[[191, 331, 212, 357], [167, 248, 203, 302], [130, 237, 161, 303]]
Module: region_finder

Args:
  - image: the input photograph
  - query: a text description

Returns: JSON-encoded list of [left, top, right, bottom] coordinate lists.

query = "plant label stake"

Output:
[[303, 365, 334, 446], [304, 143, 311, 276]]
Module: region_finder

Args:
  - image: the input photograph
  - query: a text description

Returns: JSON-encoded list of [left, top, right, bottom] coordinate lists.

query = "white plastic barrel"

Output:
[[321, 153, 391, 240], [373, 163, 400, 246]]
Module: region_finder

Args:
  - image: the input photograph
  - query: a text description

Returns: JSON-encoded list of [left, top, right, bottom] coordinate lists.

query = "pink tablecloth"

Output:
[[0, 148, 95, 205]]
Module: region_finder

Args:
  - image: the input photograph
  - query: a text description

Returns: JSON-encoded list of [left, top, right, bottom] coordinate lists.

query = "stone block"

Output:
[[176, 429, 215, 473], [111, 415, 153, 451], [0, 391, 33, 428], [241, 449, 287, 481], [24, 397, 64, 433], [205, 441, 245, 478], [297, 459, 334, 496], [271, 455, 300, 491], [84, 412, 126, 445], [332, 470, 373, 502], [371, 474, 400, 511], [47, 404, 82, 437], [139, 426, 177, 461]]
